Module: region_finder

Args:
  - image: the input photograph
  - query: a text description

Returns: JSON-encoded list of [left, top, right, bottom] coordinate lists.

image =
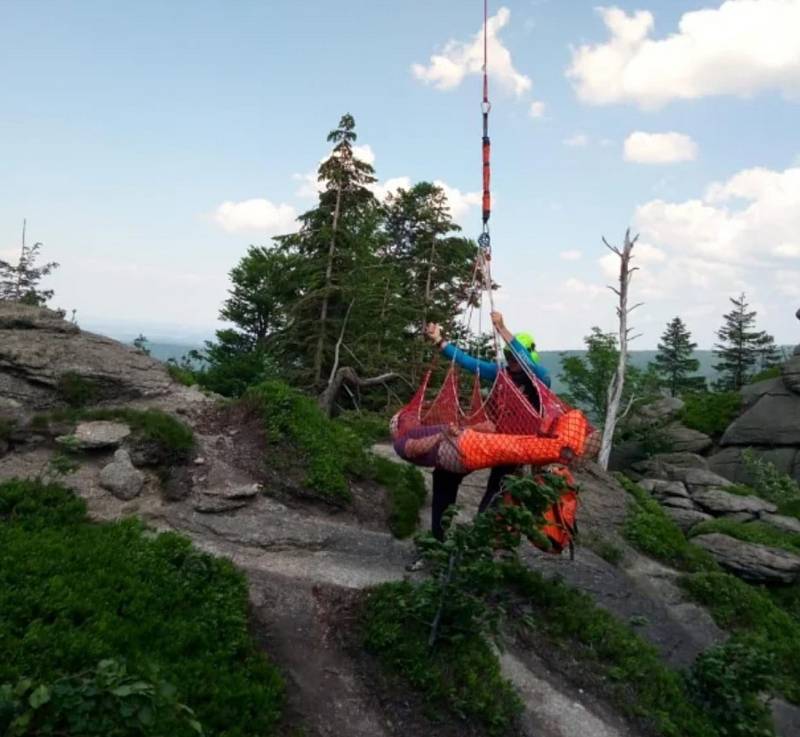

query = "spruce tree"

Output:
[[654, 317, 701, 396], [713, 293, 776, 390], [0, 221, 59, 305]]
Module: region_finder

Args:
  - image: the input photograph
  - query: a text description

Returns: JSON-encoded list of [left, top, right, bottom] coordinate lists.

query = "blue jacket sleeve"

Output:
[[508, 337, 552, 388], [440, 342, 499, 381]]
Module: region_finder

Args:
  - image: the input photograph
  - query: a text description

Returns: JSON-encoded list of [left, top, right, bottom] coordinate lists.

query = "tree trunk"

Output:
[[314, 185, 343, 386], [598, 229, 640, 470]]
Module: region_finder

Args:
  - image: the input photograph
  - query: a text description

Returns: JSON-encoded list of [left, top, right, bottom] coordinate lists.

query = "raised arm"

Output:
[[425, 323, 499, 381], [490, 312, 552, 388]]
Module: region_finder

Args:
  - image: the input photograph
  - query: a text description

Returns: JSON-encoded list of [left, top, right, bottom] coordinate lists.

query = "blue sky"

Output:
[[2, 0, 799, 348]]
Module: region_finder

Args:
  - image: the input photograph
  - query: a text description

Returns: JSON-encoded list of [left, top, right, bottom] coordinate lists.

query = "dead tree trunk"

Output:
[[314, 184, 343, 386], [318, 367, 399, 417], [598, 229, 642, 470]]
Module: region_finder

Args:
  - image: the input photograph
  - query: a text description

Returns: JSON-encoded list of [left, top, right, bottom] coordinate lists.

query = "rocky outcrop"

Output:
[[661, 422, 713, 454], [693, 533, 800, 584], [691, 488, 777, 516], [709, 349, 800, 484], [57, 421, 131, 450], [0, 302, 173, 409]]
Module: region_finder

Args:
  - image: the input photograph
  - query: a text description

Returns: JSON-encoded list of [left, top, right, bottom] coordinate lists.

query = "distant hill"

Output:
[[139, 340, 722, 395]]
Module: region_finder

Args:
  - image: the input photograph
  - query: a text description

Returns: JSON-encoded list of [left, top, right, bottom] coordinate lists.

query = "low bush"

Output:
[[680, 572, 800, 704], [688, 518, 800, 555], [687, 640, 776, 737], [55, 372, 99, 408], [502, 563, 719, 737], [617, 475, 718, 573], [245, 380, 369, 504], [369, 456, 426, 538], [362, 581, 521, 735], [167, 362, 198, 387], [679, 392, 741, 437], [335, 410, 391, 445], [0, 479, 285, 736], [741, 450, 800, 515]]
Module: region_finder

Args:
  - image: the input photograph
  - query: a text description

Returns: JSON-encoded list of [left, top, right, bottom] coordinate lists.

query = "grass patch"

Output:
[[502, 563, 718, 737], [582, 531, 625, 566], [688, 518, 800, 555], [617, 474, 718, 573], [245, 380, 369, 505], [55, 372, 100, 408], [0, 479, 284, 736], [362, 581, 522, 735], [680, 572, 800, 704], [0, 418, 15, 442], [679, 391, 741, 438], [167, 362, 198, 387], [369, 456, 426, 538]]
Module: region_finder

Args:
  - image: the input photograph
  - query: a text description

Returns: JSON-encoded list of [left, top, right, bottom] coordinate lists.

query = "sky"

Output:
[[2, 0, 799, 348]]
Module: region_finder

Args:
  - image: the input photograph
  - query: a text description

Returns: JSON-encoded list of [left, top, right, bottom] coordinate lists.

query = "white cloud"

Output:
[[529, 100, 546, 118], [623, 132, 698, 164], [433, 180, 481, 220], [563, 133, 589, 147], [567, 1, 800, 109], [370, 176, 413, 202], [776, 271, 800, 297], [773, 243, 800, 258], [412, 7, 532, 96], [559, 249, 582, 261], [214, 199, 297, 234], [563, 277, 604, 297]]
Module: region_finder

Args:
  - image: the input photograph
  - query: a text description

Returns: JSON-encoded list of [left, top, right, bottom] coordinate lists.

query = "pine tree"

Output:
[[654, 317, 701, 396], [0, 220, 59, 305], [713, 293, 775, 390]]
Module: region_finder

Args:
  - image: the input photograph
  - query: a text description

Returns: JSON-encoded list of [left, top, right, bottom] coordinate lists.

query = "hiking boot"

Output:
[[405, 557, 426, 572]]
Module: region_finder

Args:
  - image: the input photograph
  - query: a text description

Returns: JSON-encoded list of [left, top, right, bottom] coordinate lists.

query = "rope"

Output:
[[479, 0, 491, 250]]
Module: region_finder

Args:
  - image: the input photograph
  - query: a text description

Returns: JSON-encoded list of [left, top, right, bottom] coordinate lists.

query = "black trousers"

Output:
[[430, 465, 517, 541]]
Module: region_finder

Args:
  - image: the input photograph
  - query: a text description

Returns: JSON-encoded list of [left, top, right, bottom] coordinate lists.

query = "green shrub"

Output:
[[56, 372, 99, 408], [617, 475, 718, 572], [369, 456, 426, 538], [0, 418, 14, 442], [680, 392, 742, 437], [680, 572, 800, 703], [1, 659, 202, 737], [362, 582, 521, 735], [245, 380, 368, 504], [687, 641, 776, 737], [688, 518, 800, 555], [741, 450, 800, 513], [335, 410, 391, 445], [0, 480, 285, 736], [502, 564, 718, 737], [167, 362, 198, 387]]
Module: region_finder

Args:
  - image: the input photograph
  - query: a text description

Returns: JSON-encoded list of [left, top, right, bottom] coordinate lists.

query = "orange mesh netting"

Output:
[[391, 365, 593, 474]]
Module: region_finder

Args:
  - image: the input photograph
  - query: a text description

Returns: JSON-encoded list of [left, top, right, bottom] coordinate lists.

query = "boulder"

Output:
[[0, 302, 173, 409], [162, 466, 193, 502], [631, 452, 709, 479], [760, 514, 800, 535], [708, 446, 800, 485], [640, 479, 691, 499], [740, 377, 791, 408], [692, 533, 800, 583], [662, 422, 713, 454], [627, 396, 684, 429], [57, 421, 130, 450], [192, 482, 261, 514], [721, 393, 800, 447], [99, 449, 145, 500], [660, 496, 697, 510], [692, 488, 777, 516], [674, 468, 733, 494], [663, 507, 713, 533], [783, 354, 800, 394]]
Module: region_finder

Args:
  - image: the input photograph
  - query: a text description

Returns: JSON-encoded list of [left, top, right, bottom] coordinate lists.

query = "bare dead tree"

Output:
[[598, 229, 642, 469]]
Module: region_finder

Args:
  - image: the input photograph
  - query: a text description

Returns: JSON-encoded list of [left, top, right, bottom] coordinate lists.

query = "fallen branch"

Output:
[[318, 366, 399, 417]]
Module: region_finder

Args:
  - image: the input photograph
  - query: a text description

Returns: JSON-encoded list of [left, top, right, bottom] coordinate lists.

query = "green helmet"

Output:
[[504, 332, 539, 364]]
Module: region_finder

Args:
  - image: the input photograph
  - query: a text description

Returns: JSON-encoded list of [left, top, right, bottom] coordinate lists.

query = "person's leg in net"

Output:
[[477, 465, 518, 514]]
